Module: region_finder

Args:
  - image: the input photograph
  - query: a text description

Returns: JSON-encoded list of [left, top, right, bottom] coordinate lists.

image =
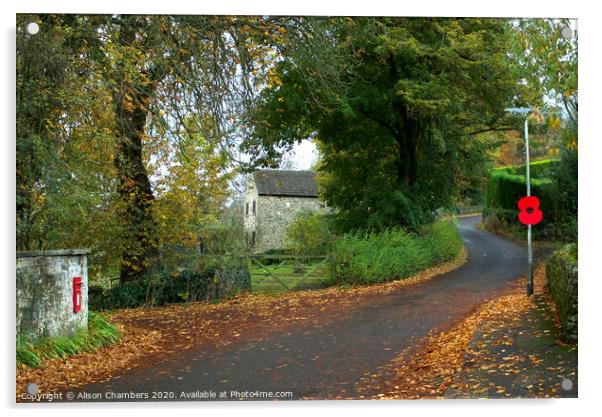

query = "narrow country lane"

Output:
[[68, 216, 531, 401]]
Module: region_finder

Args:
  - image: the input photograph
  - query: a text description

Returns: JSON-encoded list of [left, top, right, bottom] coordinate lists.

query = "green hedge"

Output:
[[485, 159, 562, 227], [484, 157, 575, 241], [491, 159, 559, 178], [90, 265, 251, 310], [332, 220, 463, 285], [546, 244, 578, 344]]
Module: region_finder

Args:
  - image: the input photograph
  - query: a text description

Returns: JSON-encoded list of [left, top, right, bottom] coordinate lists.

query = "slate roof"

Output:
[[253, 170, 318, 198]]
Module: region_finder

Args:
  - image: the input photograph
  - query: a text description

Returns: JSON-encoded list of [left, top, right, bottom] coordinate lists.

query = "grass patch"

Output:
[[16, 312, 121, 368], [332, 220, 463, 285], [250, 259, 332, 294]]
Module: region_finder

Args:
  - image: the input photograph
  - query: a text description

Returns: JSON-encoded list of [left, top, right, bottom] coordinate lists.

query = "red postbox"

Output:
[[73, 277, 82, 313]]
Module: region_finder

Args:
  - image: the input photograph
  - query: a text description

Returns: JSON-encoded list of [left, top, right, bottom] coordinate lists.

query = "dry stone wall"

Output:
[[546, 244, 578, 344]]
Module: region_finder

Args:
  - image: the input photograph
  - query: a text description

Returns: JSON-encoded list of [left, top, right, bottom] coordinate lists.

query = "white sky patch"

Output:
[[281, 139, 319, 170]]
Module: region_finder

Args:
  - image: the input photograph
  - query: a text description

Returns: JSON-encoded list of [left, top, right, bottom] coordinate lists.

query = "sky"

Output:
[[281, 139, 319, 170]]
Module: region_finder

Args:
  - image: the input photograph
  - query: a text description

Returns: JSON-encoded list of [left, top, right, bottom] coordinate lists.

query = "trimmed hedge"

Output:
[[483, 157, 577, 241], [546, 244, 578, 344], [491, 159, 559, 178], [485, 159, 562, 227], [332, 220, 463, 285], [485, 170, 557, 224]]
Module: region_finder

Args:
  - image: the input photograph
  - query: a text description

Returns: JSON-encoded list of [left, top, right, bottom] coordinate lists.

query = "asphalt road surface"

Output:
[[68, 215, 530, 402]]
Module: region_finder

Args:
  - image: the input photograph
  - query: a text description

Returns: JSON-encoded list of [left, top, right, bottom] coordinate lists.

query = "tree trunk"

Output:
[[16, 147, 34, 251], [113, 23, 159, 283], [393, 105, 419, 188], [113, 89, 158, 283]]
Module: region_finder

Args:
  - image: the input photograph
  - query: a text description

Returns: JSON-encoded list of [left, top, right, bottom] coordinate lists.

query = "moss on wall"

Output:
[[546, 244, 578, 344]]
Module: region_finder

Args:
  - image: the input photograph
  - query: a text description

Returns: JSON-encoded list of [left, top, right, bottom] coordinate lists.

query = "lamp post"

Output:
[[505, 107, 534, 296]]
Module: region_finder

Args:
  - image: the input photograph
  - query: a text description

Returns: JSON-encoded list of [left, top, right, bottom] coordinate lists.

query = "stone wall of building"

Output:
[[546, 244, 578, 344], [254, 196, 325, 253], [243, 177, 259, 248], [16, 249, 89, 342]]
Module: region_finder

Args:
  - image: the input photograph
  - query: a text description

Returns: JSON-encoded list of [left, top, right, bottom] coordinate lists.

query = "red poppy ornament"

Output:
[[517, 196, 543, 225]]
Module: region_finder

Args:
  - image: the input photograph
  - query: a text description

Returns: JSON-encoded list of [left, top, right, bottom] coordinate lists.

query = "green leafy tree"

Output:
[[511, 19, 577, 128], [16, 15, 81, 250], [285, 211, 334, 255], [511, 19, 577, 239], [246, 17, 521, 231], [17, 15, 288, 282]]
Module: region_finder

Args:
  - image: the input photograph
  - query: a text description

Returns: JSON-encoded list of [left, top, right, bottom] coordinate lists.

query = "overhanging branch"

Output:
[[467, 126, 516, 136]]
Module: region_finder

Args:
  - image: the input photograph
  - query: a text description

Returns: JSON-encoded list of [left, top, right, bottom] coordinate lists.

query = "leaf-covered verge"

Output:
[[363, 263, 576, 399], [17, 312, 120, 369], [16, 247, 467, 399]]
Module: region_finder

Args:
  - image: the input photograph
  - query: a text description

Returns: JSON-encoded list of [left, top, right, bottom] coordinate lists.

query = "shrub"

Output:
[[90, 263, 251, 310], [97, 280, 149, 310], [420, 220, 464, 263], [285, 211, 335, 255], [17, 312, 121, 368], [88, 285, 107, 310], [256, 248, 291, 265], [332, 220, 462, 285]]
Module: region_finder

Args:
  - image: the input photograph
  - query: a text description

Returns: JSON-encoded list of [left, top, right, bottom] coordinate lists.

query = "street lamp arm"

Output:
[[504, 107, 534, 114]]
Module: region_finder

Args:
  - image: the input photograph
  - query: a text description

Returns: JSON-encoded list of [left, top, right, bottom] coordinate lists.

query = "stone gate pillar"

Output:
[[16, 249, 90, 342]]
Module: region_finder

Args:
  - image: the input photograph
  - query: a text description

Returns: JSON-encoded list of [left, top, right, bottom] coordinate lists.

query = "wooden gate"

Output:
[[248, 255, 331, 293]]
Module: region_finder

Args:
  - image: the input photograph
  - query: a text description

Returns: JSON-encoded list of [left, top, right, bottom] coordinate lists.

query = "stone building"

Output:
[[244, 170, 327, 253]]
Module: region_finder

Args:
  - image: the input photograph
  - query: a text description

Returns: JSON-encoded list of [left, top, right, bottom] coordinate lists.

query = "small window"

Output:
[[252, 200, 256, 215], [245, 202, 249, 216], [251, 231, 256, 247]]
